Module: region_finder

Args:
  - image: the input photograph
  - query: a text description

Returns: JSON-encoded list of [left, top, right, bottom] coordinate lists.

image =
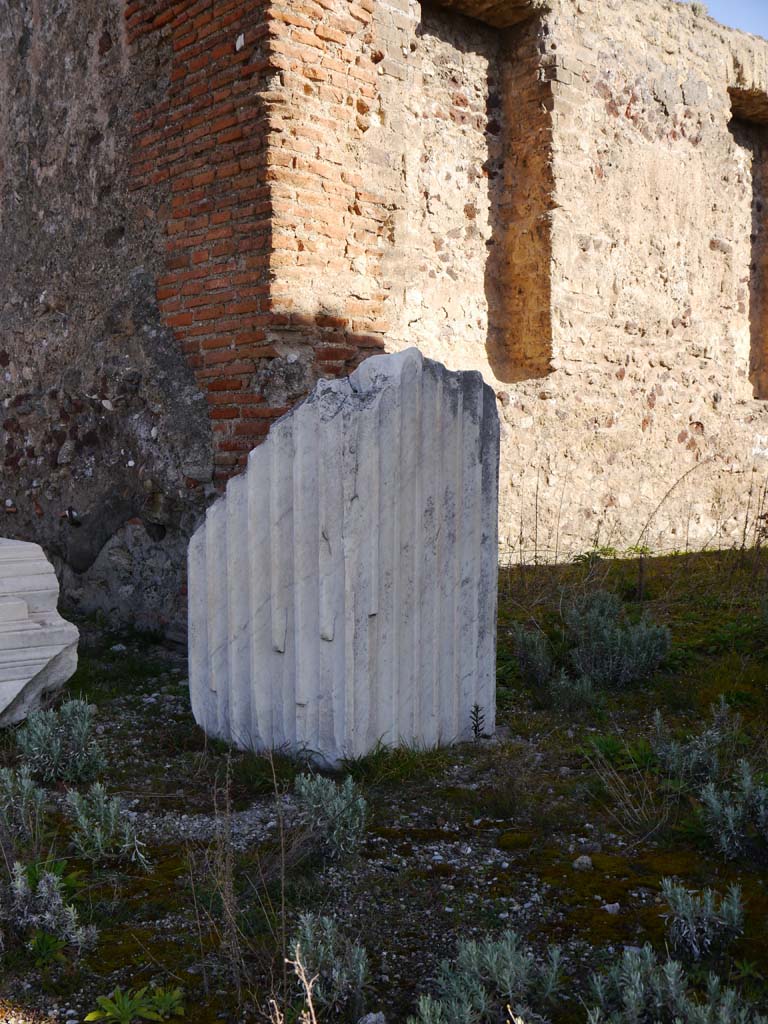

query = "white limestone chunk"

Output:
[[188, 348, 499, 763], [0, 539, 79, 725]]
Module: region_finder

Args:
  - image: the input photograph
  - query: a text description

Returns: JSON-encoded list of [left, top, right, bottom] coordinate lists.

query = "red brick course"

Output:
[[128, 0, 386, 481]]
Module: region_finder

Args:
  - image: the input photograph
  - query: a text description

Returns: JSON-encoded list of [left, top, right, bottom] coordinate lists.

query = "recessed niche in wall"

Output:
[[729, 87, 768, 399], [489, 16, 555, 383]]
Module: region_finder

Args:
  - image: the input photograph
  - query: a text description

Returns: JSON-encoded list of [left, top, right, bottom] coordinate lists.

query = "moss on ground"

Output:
[[2, 549, 768, 1021]]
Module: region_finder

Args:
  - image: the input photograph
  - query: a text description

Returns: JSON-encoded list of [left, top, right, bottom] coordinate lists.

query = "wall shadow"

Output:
[[729, 88, 768, 400], [487, 17, 555, 383]]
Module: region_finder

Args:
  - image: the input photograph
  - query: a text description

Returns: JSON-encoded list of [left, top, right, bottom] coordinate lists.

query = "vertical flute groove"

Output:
[[188, 350, 499, 763]]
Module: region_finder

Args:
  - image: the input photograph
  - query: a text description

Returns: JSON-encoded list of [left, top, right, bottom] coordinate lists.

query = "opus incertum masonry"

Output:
[[0, 540, 79, 726]]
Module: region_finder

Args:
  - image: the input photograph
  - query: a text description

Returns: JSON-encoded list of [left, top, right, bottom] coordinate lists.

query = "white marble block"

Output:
[[188, 348, 499, 762], [0, 539, 79, 726]]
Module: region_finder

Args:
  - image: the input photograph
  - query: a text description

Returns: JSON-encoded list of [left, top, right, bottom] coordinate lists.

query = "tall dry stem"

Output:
[[268, 946, 320, 1024], [186, 841, 210, 995], [212, 759, 245, 1003]]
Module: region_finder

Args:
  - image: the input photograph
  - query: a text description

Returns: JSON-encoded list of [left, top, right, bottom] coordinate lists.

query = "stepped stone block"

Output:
[[188, 349, 499, 763], [0, 540, 79, 726]]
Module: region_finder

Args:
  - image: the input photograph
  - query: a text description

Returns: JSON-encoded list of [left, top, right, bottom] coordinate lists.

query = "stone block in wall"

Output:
[[0, 541, 79, 726], [188, 349, 499, 763]]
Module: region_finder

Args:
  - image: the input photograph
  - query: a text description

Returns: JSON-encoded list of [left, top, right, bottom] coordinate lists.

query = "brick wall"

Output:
[[266, 0, 390, 354], [125, 0, 560, 551], [11, 0, 768, 635], [127, 0, 280, 483], [128, 0, 389, 484]]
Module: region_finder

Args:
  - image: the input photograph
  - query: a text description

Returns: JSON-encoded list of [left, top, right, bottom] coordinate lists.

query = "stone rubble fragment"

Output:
[[189, 348, 499, 763], [0, 539, 79, 726]]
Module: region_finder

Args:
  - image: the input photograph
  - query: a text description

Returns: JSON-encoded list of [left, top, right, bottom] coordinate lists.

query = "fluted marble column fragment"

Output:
[[189, 348, 499, 762], [0, 540, 79, 726]]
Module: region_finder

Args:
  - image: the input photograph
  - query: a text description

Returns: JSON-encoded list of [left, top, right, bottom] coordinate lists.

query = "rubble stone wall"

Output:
[[324, 0, 768, 558], [497, 0, 768, 558], [4, 0, 768, 632]]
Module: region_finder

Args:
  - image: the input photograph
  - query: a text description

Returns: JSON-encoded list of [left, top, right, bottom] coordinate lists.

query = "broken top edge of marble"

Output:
[[270, 348, 491, 429], [349, 345, 482, 391], [240, 349, 497, 490], [0, 538, 79, 727], [188, 348, 500, 763]]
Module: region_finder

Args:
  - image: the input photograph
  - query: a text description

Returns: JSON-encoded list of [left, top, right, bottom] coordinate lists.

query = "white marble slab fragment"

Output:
[[188, 349, 499, 763], [0, 539, 79, 725]]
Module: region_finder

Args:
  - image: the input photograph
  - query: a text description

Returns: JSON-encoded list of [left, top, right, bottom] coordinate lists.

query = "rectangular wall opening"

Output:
[[385, 3, 553, 385], [488, 17, 554, 383], [729, 87, 768, 399]]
